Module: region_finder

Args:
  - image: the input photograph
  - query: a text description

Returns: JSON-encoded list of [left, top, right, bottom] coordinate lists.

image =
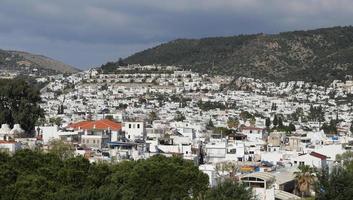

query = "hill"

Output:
[[0, 49, 80, 76], [103, 26, 353, 84]]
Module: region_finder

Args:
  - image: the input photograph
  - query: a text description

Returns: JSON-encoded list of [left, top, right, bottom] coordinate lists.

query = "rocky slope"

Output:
[[0, 49, 79, 76]]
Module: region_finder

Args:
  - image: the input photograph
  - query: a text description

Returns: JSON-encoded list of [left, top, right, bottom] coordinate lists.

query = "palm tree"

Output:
[[294, 165, 316, 197]]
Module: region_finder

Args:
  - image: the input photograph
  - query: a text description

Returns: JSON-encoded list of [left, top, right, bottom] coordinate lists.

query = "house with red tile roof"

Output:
[[68, 119, 122, 131], [68, 119, 122, 149]]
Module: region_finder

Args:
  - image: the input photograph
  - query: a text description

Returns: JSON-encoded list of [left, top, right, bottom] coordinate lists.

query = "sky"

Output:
[[1, 0, 353, 69]]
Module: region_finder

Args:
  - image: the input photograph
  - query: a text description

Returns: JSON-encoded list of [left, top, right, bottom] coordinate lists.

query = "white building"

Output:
[[122, 121, 146, 141]]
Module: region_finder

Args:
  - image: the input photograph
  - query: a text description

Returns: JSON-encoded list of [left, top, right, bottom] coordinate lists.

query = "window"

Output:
[[137, 124, 140, 129], [133, 124, 136, 128], [299, 161, 305, 166], [82, 139, 85, 143], [294, 161, 297, 164], [93, 140, 95, 144], [129, 124, 132, 128], [186, 151, 188, 154], [229, 149, 236, 154]]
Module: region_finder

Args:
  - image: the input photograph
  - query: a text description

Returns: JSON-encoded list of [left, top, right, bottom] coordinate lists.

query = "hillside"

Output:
[[106, 26, 353, 84], [0, 49, 80, 76]]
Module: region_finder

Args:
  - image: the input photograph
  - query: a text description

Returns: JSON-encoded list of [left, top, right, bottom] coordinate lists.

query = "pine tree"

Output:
[[273, 115, 278, 127], [278, 117, 284, 128], [265, 117, 271, 128]]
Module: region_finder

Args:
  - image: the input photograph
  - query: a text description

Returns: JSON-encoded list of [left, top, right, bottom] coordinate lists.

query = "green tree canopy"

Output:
[[0, 79, 44, 135], [0, 151, 209, 200], [205, 179, 253, 200], [227, 118, 239, 129], [315, 166, 353, 200]]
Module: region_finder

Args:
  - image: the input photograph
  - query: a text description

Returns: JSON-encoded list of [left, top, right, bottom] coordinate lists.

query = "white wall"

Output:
[[0, 142, 20, 153], [261, 152, 283, 164], [38, 126, 59, 144], [122, 122, 145, 140], [291, 154, 322, 168]]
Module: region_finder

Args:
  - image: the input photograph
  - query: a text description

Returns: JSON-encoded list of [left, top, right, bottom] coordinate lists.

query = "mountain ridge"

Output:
[[103, 26, 353, 84], [0, 49, 80, 75]]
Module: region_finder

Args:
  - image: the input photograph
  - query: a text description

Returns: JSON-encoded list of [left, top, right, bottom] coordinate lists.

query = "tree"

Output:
[[271, 103, 277, 111], [288, 123, 296, 132], [336, 151, 353, 166], [57, 104, 64, 114], [206, 119, 214, 130], [278, 117, 284, 128], [350, 121, 353, 134], [117, 57, 127, 66], [249, 117, 256, 127], [315, 166, 353, 200], [49, 117, 63, 126], [227, 118, 239, 129], [0, 79, 44, 135], [294, 107, 304, 121], [273, 115, 278, 127], [148, 111, 158, 124], [198, 100, 226, 111], [294, 165, 316, 197], [239, 111, 254, 122], [205, 179, 253, 200], [309, 105, 325, 122], [265, 117, 271, 128], [48, 139, 75, 160], [213, 127, 233, 136], [114, 155, 209, 199], [174, 111, 186, 122], [321, 119, 338, 135], [0, 150, 209, 200]]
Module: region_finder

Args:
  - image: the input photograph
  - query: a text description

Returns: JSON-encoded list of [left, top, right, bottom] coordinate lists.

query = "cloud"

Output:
[[0, 0, 352, 68]]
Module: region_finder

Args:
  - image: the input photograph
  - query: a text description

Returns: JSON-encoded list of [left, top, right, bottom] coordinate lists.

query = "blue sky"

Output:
[[0, 0, 352, 69]]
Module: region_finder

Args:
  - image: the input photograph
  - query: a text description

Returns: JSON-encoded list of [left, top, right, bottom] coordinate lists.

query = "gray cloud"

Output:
[[0, 0, 352, 68]]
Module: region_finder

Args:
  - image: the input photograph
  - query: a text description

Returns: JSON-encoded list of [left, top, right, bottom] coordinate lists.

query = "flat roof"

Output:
[[241, 172, 275, 182], [275, 189, 300, 200]]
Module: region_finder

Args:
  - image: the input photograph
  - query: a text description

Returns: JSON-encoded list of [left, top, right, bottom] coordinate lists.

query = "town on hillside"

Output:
[[1, 64, 353, 200]]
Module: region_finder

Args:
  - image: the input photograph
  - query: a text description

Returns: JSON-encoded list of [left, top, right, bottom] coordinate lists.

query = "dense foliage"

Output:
[[204, 179, 253, 200], [100, 26, 353, 84], [0, 150, 210, 200], [0, 79, 44, 135], [197, 100, 226, 111], [315, 166, 353, 200]]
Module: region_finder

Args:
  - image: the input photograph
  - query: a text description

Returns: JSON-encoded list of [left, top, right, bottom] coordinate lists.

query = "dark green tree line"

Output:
[[0, 150, 210, 200]]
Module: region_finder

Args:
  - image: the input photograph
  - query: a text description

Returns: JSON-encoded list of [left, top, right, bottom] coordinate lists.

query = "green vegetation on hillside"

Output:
[[102, 26, 353, 84], [0, 49, 79, 75]]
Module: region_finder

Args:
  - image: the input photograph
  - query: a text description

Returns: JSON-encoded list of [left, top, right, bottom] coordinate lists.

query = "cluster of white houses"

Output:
[[2, 65, 353, 200]]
